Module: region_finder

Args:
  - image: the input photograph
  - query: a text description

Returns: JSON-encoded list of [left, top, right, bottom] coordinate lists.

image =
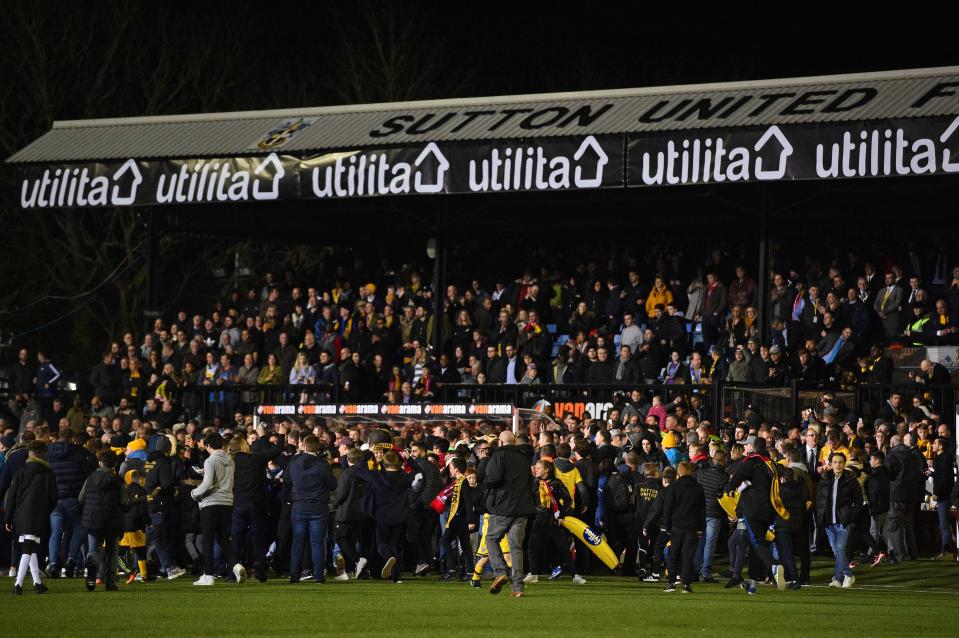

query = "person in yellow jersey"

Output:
[[553, 443, 589, 516]]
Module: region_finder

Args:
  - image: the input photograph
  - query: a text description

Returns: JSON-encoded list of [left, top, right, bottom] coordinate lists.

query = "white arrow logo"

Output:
[[111, 159, 143, 206], [753, 126, 793, 181], [253, 152, 285, 200], [413, 143, 449, 193], [939, 116, 959, 173], [573, 136, 608, 188]]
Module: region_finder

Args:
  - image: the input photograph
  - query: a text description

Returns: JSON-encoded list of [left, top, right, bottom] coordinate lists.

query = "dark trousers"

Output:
[[406, 507, 437, 566], [231, 501, 267, 570], [87, 532, 120, 587], [275, 503, 293, 574], [441, 520, 474, 574], [775, 528, 800, 582], [731, 517, 775, 578], [609, 514, 639, 576], [200, 504, 235, 577], [667, 528, 699, 586], [529, 521, 574, 576], [375, 522, 405, 581], [335, 522, 363, 568]]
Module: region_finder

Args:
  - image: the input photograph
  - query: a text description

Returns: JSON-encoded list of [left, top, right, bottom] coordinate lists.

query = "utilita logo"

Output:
[[636, 125, 793, 185], [311, 143, 449, 198], [468, 136, 608, 192], [155, 153, 285, 203], [21, 159, 143, 208]]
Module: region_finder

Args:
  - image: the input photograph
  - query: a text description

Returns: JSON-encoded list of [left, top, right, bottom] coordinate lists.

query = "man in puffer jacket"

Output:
[[406, 441, 443, 575], [47, 428, 95, 578], [190, 433, 246, 586], [79, 450, 126, 591]]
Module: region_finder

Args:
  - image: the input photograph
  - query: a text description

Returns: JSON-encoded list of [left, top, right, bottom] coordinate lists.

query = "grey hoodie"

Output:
[[190, 449, 235, 508]]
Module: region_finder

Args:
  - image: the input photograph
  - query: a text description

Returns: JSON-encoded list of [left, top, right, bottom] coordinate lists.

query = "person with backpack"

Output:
[[79, 450, 126, 591], [523, 459, 585, 585], [4, 441, 57, 595], [286, 435, 337, 584], [604, 452, 641, 577], [725, 435, 788, 594]]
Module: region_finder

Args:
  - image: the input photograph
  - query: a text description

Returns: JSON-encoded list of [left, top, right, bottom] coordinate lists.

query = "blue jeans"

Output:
[[49, 497, 84, 569], [825, 524, 852, 581], [291, 509, 327, 582], [937, 502, 952, 553], [693, 516, 721, 577], [147, 511, 177, 572]]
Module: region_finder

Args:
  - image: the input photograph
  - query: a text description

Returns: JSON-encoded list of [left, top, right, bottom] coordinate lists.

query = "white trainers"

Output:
[[334, 571, 350, 581], [381, 556, 396, 580], [166, 567, 186, 581], [572, 575, 587, 585], [335, 554, 346, 578], [842, 574, 855, 589], [772, 565, 786, 591], [193, 574, 214, 586], [7, 568, 15, 578], [829, 579, 842, 588], [414, 562, 430, 576], [522, 573, 538, 584], [354, 557, 368, 580], [233, 563, 247, 584]]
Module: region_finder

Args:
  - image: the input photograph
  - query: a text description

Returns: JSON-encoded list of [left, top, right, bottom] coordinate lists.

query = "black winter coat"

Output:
[[80, 468, 126, 534], [480, 445, 535, 517], [47, 441, 95, 500], [694, 461, 728, 519], [145, 452, 181, 514], [774, 479, 808, 535], [334, 465, 369, 524], [233, 441, 284, 508], [816, 469, 863, 527], [662, 475, 706, 532], [413, 457, 444, 509], [886, 444, 924, 504], [865, 465, 891, 515], [932, 452, 955, 500], [728, 455, 775, 524], [356, 468, 414, 525], [3, 458, 58, 536], [124, 482, 150, 533]]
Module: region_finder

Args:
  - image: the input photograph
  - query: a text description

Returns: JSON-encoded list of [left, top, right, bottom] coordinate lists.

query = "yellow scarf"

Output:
[[446, 477, 464, 527]]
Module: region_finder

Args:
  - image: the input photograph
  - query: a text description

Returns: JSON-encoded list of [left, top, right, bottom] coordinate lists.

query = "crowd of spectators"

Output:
[[3, 244, 958, 435]]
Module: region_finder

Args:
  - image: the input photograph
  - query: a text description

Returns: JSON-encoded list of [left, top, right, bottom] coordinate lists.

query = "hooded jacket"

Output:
[[728, 454, 775, 523], [286, 452, 337, 514], [145, 436, 181, 514], [554, 457, 589, 512], [80, 467, 126, 533], [3, 457, 58, 536], [886, 444, 924, 504], [191, 449, 235, 508]]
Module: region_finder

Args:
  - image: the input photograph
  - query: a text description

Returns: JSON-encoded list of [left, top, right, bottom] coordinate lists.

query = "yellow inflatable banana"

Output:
[[559, 517, 618, 569]]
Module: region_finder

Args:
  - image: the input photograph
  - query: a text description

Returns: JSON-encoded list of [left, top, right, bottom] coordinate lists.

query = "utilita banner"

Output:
[[627, 115, 959, 187], [18, 135, 623, 209]]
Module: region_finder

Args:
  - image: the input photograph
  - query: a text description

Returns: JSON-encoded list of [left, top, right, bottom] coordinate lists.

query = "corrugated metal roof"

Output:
[[9, 66, 959, 163]]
